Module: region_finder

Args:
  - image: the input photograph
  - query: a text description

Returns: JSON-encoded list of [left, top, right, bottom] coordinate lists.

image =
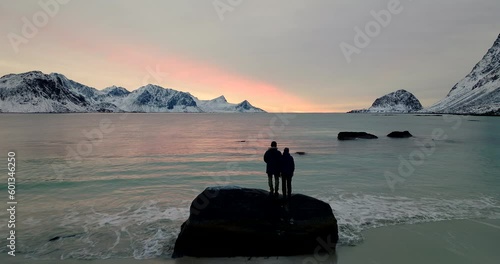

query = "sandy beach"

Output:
[[3, 219, 499, 264], [338, 218, 500, 264]]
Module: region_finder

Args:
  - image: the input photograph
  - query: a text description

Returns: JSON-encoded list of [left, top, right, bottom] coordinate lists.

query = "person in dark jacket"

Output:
[[263, 141, 282, 195], [280, 147, 295, 201]]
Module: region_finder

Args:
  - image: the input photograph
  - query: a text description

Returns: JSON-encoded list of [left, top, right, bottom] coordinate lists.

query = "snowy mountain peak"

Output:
[[20, 71, 46, 78], [121, 84, 199, 112], [210, 95, 227, 103], [0, 71, 91, 113], [238, 100, 250, 106], [235, 100, 265, 112], [349, 89, 423, 113], [0, 71, 52, 89], [103, 85, 122, 90], [102, 86, 130, 97], [137, 84, 170, 93], [48, 72, 66, 79], [426, 33, 500, 115], [194, 96, 264, 113]]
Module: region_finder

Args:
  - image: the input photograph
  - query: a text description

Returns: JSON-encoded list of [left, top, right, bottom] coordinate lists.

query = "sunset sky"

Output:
[[1, 0, 499, 112]]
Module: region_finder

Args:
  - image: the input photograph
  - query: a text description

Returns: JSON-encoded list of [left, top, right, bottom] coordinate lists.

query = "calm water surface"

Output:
[[0, 113, 498, 259]]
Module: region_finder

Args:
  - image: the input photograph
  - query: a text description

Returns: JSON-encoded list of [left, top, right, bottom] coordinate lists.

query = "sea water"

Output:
[[0, 113, 498, 260]]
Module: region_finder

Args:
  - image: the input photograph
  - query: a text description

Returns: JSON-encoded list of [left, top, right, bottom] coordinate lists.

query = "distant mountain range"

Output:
[[2, 34, 499, 115], [348, 89, 423, 113], [0, 71, 265, 113], [426, 34, 500, 115]]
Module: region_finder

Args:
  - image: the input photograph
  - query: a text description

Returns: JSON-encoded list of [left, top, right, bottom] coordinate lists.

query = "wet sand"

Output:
[[3, 219, 499, 264], [338, 218, 500, 264]]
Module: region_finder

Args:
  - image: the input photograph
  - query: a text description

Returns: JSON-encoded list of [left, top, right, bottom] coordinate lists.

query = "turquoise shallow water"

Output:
[[0, 113, 499, 259]]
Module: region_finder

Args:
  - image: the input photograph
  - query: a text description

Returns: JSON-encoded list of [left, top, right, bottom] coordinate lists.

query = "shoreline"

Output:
[[2, 218, 499, 263], [0, 112, 499, 116]]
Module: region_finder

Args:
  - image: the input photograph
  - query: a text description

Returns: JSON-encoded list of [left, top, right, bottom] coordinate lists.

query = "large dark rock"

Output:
[[338, 132, 378, 140], [172, 186, 338, 258], [387, 131, 413, 138]]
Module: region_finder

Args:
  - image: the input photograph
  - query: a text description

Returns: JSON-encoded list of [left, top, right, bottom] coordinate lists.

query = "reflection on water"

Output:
[[0, 113, 498, 259]]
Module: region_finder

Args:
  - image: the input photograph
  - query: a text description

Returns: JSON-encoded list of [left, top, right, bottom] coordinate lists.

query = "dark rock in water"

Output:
[[48, 233, 81, 242], [338, 132, 378, 140], [295, 152, 306, 155], [172, 186, 338, 258], [387, 131, 413, 138]]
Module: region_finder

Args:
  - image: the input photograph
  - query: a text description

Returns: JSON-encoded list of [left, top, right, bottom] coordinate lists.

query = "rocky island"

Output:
[[349, 89, 423, 113]]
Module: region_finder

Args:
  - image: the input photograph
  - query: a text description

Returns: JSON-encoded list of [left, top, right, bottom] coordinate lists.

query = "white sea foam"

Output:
[[132, 228, 178, 259], [20, 193, 500, 260], [22, 200, 191, 260], [3, 114, 499, 260], [69, 195, 500, 258]]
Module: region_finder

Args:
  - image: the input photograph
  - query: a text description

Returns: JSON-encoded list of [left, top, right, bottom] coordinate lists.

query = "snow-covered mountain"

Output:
[[348, 89, 423, 113], [426, 34, 500, 115], [0, 71, 266, 113], [110, 84, 202, 113], [0, 71, 94, 113], [194, 95, 265, 113], [102, 86, 130, 97]]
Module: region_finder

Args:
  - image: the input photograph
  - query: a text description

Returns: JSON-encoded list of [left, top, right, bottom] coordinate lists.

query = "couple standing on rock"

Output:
[[263, 141, 295, 200]]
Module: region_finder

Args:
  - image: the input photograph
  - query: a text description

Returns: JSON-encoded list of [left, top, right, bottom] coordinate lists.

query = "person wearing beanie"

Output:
[[280, 147, 295, 202]]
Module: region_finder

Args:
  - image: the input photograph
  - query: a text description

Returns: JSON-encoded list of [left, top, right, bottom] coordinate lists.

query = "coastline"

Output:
[[0, 111, 499, 116], [3, 219, 499, 264], [338, 218, 500, 264]]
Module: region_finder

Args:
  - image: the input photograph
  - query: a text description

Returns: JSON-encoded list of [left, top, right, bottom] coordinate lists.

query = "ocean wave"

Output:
[[6, 193, 500, 260], [12, 200, 190, 260]]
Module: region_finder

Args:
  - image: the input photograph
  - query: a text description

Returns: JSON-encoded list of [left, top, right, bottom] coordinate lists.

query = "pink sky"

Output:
[[5, 26, 337, 112], [103, 43, 327, 112], [2, 1, 497, 112]]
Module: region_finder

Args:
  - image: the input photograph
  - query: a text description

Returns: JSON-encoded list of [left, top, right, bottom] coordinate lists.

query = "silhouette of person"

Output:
[[280, 148, 295, 201], [264, 141, 282, 196]]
